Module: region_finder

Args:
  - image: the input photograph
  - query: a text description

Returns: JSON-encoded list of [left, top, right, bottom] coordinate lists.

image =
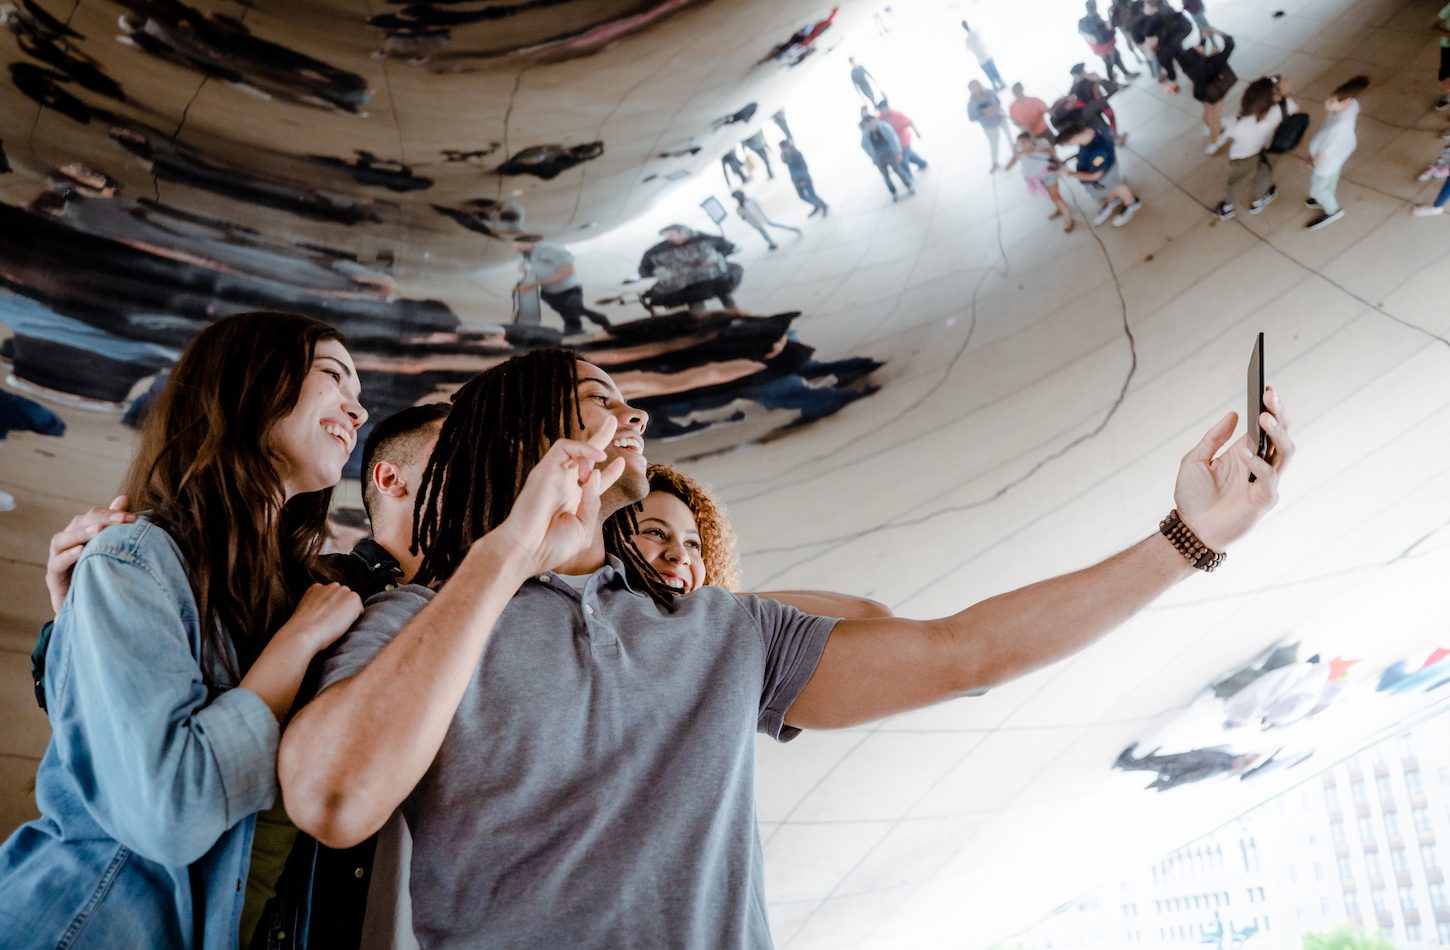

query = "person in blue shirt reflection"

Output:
[[0, 311, 367, 949]]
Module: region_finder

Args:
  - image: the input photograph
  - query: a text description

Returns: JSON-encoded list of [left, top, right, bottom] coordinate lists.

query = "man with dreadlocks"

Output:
[[281, 349, 1295, 948]]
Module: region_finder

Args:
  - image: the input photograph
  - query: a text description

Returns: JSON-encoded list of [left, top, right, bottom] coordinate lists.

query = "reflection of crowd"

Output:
[[116, 0, 371, 113]]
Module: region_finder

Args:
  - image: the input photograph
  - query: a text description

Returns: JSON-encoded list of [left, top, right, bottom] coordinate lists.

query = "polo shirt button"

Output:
[[584, 605, 594, 615], [355, 867, 366, 879], [538, 574, 550, 583]]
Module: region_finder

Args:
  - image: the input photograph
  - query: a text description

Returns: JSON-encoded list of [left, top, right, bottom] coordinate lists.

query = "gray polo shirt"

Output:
[[319, 559, 837, 949], [525, 241, 580, 294]]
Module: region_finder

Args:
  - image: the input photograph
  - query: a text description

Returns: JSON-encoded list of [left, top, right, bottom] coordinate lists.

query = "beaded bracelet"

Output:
[[1159, 508, 1226, 572]]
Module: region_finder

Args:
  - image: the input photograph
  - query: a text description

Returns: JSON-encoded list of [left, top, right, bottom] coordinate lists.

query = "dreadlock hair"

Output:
[[122, 311, 343, 683], [410, 349, 678, 609]]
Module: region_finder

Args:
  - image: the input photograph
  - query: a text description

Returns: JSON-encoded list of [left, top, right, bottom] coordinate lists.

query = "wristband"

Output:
[[1159, 509, 1226, 572]]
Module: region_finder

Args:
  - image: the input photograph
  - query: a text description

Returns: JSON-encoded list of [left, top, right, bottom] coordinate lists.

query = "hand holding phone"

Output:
[[1247, 332, 1268, 482]]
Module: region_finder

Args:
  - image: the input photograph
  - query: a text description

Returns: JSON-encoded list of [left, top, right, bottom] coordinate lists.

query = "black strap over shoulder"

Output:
[[32, 620, 54, 712]]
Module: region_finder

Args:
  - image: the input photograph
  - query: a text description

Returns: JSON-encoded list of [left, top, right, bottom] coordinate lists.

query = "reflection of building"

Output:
[[1011, 713, 1450, 948]]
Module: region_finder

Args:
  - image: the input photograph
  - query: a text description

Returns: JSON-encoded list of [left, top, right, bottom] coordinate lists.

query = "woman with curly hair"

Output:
[[612, 464, 892, 618], [628, 464, 741, 592]]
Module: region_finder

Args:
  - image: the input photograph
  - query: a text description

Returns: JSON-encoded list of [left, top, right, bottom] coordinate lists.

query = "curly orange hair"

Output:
[[645, 464, 741, 591]]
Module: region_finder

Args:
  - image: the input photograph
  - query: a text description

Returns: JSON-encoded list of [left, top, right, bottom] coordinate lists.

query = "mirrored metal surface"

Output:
[[5, 0, 1450, 946]]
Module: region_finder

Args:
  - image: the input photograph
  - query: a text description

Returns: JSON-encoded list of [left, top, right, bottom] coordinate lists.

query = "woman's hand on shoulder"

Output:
[[280, 583, 364, 653], [47, 495, 135, 613]]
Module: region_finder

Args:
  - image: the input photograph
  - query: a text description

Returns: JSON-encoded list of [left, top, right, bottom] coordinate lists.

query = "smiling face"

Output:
[[572, 361, 649, 510], [633, 491, 706, 593], [270, 338, 367, 500]]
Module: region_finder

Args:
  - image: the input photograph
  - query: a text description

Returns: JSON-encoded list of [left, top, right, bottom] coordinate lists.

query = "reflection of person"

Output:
[[771, 108, 793, 142], [780, 140, 829, 216], [513, 235, 612, 335], [1059, 121, 1143, 227], [637, 225, 742, 312], [1215, 75, 1295, 220], [1068, 63, 1125, 145], [1112, 0, 1152, 75], [0, 312, 367, 947], [1376, 649, 1450, 694], [741, 131, 774, 180], [280, 347, 1293, 945], [721, 146, 749, 187], [0, 389, 66, 511], [860, 114, 915, 200], [961, 20, 1005, 90], [1079, 0, 1137, 83], [967, 80, 1007, 173], [1114, 743, 1267, 791], [1005, 132, 1075, 232], [849, 56, 881, 104], [1009, 82, 1051, 139], [1305, 76, 1367, 231], [1221, 655, 1344, 730], [496, 143, 604, 180], [1182, 0, 1221, 48], [731, 190, 801, 251], [876, 99, 928, 170], [1136, 0, 1193, 92], [1176, 33, 1236, 153]]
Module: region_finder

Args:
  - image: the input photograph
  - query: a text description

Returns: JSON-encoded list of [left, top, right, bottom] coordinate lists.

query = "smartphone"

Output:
[[1247, 332, 1267, 482]]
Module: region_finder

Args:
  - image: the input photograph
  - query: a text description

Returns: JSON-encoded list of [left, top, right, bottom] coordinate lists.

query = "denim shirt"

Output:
[[0, 518, 280, 949]]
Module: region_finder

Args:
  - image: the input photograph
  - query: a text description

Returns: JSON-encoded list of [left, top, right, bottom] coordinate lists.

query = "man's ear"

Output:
[[372, 460, 409, 500]]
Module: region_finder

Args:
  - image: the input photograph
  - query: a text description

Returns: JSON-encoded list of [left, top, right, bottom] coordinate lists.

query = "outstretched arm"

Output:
[[280, 421, 626, 847], [785, 389, 1294, 730], [756, 590, 894, 620]]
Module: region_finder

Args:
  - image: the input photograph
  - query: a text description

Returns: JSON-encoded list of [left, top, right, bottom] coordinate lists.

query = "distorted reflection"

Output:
[[0, 0, 882, 464]]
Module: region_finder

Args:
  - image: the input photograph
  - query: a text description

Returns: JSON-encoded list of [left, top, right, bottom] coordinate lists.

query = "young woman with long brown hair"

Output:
[[0, 311, 367, 948], [1214, 74, 1297, 221]]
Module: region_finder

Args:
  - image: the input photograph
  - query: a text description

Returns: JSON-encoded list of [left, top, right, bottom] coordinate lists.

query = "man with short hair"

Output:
[[348, 403, 451, 591], [876, 99, 929, 171], [252, 401, 449, 948], [779, 139, 829, 217], [1079, 0, 1138, 82], [1008, 82, 1052, 140], [280, 347, 1294, 948], [859, 114, 915, 200], [961, 20, 1006, 90], [848, 56, 881, 105], [1136, 0, 1193, 92], [513, 235, 612, 336]]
